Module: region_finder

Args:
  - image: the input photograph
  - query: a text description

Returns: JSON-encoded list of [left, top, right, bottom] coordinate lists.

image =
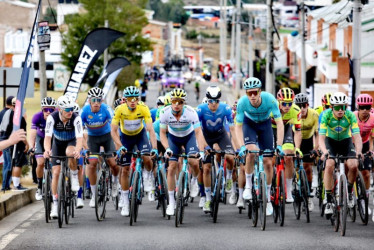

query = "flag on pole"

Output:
[[348, 54, 356, 111], [64, 28, 124, 101], [12, 0, 41, 131]]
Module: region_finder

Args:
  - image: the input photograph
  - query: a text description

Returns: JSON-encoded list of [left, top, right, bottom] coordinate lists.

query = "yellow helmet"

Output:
[[277, 88, 295, 102], [322, 93, 332, 106], [164, 94, 171, 106], [170, 88, 187, 100]]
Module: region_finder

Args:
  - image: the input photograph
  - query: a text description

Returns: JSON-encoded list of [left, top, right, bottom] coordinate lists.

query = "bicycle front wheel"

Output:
[[300, 170, 310, 223], [95, 170, 107, 221], [292, 173, 301, 220], [356, 172, 368, 225], [212, 171, 222, 223], [160, 169, 168, 218], [339, 175, 348, 236], [57, 172, 65, 228], [175, 172, 185, 227], [130, 171, 139, 226], [43, 169, 52, 223], [279, 170, 286, 227], [259, 172, 267, 231]]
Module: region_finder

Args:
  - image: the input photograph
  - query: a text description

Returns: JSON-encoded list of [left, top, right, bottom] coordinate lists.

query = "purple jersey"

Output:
[[31, 111, 46, 138]]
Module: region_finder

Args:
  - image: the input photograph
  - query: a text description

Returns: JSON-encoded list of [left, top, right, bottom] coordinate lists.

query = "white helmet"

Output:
[[206, 85, 221, 99], [41, 97, 57, 107], [157, 96, 165, 106], [73, 103, 80, 113], [57, 95, 74, 109], [330, 92, 348, 105], [88, 87, 104, 98]]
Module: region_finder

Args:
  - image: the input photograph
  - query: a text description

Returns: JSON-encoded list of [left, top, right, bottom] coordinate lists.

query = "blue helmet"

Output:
[[243, 77, 262, 90], [123, 86, 140, 98]]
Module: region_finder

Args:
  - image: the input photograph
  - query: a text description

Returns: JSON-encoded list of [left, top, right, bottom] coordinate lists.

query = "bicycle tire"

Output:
[[71, 196, 75, 218], [57, 171, 64, 228], [292, 172, 301, 220], [175, 172, 185, 227], [332, 194, 340, 231], [271, 170, 278, 224], [318, 162, 325, 217], [339, 174, 348, 236], [356, 172, 368, 225], [248, 200, 253, 219], [130, 171, 139, 226], [259, 172, 267, 231], [43, 169, 51, 223], [300, 169, 310, 223], [95, 170, 106, 221], [213, 170, 222, 223], [211, 161, 217, 191], [65, 173, 71, 225], [160, 169, 168, 218], [279, 170, 286, 227], [252, 182, 258, 227]]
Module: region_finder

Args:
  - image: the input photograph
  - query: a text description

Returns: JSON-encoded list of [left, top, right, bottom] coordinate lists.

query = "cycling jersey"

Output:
[[81, 103, 112, 136], [319, 109, 360, 141], [153, 119, 161, 141], [31, 111, 46, 138], [112, 102, 152, 136], [354, 111, 374, 143], [271, 103, 301, 131], [159, 105, 200, 137], [300, 108, 319, 139], [150, 107, 158, 122], [45, 111, 83, 141], [236, 92, 281, 124], [196, 103, 234, 136], [315, 105, 324, 115]]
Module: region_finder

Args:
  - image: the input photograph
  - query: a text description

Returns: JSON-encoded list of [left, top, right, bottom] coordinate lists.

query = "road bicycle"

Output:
[[292, 153, 310, 223], [271, 153, 287, 226], [154, 155, 169, 218]]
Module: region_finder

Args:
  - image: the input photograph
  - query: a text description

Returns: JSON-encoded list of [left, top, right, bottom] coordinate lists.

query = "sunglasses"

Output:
[[171, 99, 185, 105], [281, 102, 293, 107], [42, 108, 55, 113], [126, 97, 139, 103], [296, 103, 308, 109], [358, 105, 372, 110], [246, 89, 259, 97], [208, 99, 220, 104], [333, 105, 346, 111], [91, 98, 102, 103], [63, 107, 74, 112]]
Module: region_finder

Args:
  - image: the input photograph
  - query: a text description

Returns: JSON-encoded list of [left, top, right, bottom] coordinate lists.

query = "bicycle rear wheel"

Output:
[[259, 172, 267, 231], [43, 169, 52, 223], [130, 171, 139, 226], [300, 170, 310, 223], [252, 186, 258, 227], [292, 173, 301, 220], [175, 172, 185, 227], [339, 175, 348, 236], [212, 171, 222, 223], [160, 169, 168, 218], [279, 170, 286, 227], [356, 172, 368, 225], [57, 171, 65, 228]]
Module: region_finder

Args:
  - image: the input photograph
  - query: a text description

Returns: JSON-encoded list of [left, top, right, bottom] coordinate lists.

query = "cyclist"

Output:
[[114, 98, 123, 109], [272, 88, 302, 204], [44, 96, 83, 219], [151, 96, 164, 122], [236, 77, 284, 216], [319, 92, 362, 215], [29, 97, 57, 200], [81, 87, 120, 208], [111, 86, 158, 216], [159, 88, 208, 216], [354, 94, 374, 216], [315, 93, 332, 116], [196, 85, 238, 213], [294, 93, 319, 211]]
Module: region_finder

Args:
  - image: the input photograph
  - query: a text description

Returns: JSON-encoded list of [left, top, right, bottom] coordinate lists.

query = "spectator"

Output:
[[0, 96, 14, 191], [141, 77, 148, 102], [0, 98, 29, 190]]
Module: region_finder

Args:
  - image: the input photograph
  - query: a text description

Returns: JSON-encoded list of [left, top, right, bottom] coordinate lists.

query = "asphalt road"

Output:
[[1, 82, 373, 249]]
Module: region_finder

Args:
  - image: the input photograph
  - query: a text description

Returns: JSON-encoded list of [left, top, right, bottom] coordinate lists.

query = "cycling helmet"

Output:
[[114, 98, 122, 109], [57, 95, 74, 109], [202, 97, 208, 104], [206, 85, 221, 99], [170, 88, 187, 100], [123, 86, 140, 97], [164, 95, 171, 106], [243, 77, 262, 90], [157, 96, 165, 106], [277, 88, 295, 102], [356, 94, 373, 106], [294, 93, 309, 104], [41, 97, 57, 107], [73, 103, 80, 113], [322, 93, 332, 105], [330, 92, 348, 105], [87, 87, 104, 98]]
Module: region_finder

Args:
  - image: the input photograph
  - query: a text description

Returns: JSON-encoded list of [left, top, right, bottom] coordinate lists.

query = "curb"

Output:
[[0, 188, 37, 221]]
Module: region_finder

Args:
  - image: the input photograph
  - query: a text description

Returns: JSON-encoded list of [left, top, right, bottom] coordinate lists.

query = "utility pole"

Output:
[[248, 13, 253, 78], [39, 7, 47, 100], [300, 1, 307, 93], [230, 9, 236, 68], [223, 0, 227, 63], [352, 0, 362, 96], [235, 0, 241, 98], [220, 0, 224, 63], [104, 20, 109, 66], [265, 0, 274, 94]]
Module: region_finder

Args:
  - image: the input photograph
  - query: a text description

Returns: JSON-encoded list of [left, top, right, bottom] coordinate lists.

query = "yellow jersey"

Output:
[[271, 103, 301, 131], [314, 105, 324, 115], [300, 108, 319, 139], [112, 102, 152, 136]]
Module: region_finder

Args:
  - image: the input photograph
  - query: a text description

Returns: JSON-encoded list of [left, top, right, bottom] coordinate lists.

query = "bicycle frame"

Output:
[[212, 151, 227, 201], [247, 150, 266, 197]]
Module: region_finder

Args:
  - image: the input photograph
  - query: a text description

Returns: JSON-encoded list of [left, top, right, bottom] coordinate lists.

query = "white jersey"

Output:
[[159, 105, 201, 137]]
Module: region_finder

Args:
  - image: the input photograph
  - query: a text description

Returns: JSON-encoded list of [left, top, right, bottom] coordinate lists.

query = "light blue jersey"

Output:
[[81, 103, 112, 136]]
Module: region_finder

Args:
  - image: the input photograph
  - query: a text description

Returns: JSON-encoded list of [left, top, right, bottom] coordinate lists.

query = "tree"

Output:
[[147, 0, 189, 25], [61, 0, 152, 87], [43, 7, 57, 24]]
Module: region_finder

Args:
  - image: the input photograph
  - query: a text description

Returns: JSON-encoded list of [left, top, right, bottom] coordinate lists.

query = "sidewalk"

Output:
[[0, 175, 37, 221]]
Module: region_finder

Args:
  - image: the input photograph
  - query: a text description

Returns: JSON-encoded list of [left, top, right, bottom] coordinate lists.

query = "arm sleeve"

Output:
[[159, 109, 167, 129], [235, 99, 244, 125], [31, 113, 39, 130], [191, 110, 201, 129], [111, 107, 121, 125], [143, 106, 152, 123], [349, 112, 360, 135], [74, 116, 84, 138], [271, 99, 282, 121], [225, 106, 234, 126], [45, 115, 55, 137], [319, 113, 328, 136], [80, 109, 86, 126]]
